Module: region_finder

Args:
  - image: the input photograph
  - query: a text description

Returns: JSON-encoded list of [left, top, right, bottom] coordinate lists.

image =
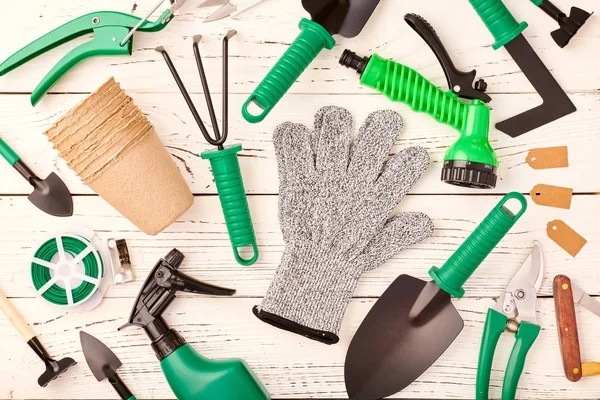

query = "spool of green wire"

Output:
[[30, 235, 104, 307]]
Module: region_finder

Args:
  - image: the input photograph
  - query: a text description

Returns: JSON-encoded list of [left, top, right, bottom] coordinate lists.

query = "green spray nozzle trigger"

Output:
[[340, 50, 498, 189]]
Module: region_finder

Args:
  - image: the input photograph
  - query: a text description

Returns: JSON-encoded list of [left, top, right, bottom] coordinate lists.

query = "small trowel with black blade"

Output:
[[468, 0, 576, 138], [80, 331, 136, 400], [532, 0, 592, 48], [0, 137, 72, 217]]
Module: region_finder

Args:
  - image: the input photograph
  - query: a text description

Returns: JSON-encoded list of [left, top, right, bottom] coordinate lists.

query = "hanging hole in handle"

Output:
[[234, 243, 259, 266], [497, 192, 527, 220], [242, 96, 270, 124]]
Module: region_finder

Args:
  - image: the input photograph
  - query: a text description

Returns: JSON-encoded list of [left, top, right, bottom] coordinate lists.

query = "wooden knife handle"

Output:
[[554, 275, 582, 382]]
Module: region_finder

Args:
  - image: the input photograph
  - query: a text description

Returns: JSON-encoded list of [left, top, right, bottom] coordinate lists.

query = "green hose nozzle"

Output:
[[202, 145, 259, 266], [340, 50, 498, 189]]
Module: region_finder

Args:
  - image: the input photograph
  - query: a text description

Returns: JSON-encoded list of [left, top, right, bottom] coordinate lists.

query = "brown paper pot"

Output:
[[86, 128, 194, 236]]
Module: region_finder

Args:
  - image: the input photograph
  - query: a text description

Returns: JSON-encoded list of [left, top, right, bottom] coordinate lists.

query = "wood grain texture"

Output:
[[0, 0, 599, 399], [0, 289, 35, 342], [553, 275, 582, 382]]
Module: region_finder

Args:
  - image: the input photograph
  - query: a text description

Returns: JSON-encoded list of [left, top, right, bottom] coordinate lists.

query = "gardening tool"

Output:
[[476, 242, 543, 400], [554, 275, 600, 382], [0, 137, 72, 217], [156, 32, 258, 266], [199, 0, 265, 22], [0, 287, 76, 387], [340, 13, 498, 189], [0, 0, 186, 106], [467, 0, 576, 137], [241, 0, 381, 123], [119, 249, 270, 400], [530, 0, 592, 47], [344, 192, 528, 400], [80, 331, 136, 400]]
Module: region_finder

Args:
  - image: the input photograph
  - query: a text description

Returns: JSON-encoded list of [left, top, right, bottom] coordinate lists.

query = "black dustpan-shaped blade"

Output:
[[28, 172, 73, 217], [80, 331, 122, 382], [345, 276, 464, 400], [338, 0, 381, 38]]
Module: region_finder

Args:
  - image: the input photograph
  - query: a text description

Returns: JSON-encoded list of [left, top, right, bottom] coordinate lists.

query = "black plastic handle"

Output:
[[404, 13, 491, 103]]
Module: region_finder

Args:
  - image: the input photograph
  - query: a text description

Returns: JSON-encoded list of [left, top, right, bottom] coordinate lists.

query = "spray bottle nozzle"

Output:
[[119, 249, 236, 359]]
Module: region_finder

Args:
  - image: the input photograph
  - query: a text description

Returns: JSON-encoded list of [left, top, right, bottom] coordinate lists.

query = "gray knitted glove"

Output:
[[253, 106, 434, 344]]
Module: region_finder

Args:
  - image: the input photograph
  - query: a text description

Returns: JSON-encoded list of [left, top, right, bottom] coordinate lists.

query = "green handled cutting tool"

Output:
[[0, 0, 186, 106], [477, 242, 543, 400]]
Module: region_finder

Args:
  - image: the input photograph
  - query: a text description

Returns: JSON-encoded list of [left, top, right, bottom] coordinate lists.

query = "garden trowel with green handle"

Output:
[[0, 137, 72, 217], [345, 192, 528, 400], [241, 0, 380, 123]]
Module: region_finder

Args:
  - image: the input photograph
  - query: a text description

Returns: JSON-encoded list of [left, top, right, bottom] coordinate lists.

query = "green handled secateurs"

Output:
[[0, 0, 186, 106], [340, 13, 498, 189]]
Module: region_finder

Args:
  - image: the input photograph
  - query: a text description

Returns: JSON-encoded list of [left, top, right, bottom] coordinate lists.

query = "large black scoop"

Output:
[[344, 193, 528, 399]]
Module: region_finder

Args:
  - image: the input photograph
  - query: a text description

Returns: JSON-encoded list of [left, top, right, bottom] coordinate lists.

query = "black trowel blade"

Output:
[[80, 331, 122, 382], [345, 275, 464, 400], [338, 0, 381, 38], [28, 172, 73, 217]]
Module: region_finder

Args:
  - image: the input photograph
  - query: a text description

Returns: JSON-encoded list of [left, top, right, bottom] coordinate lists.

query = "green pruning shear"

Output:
[[0, 0, 186, 106], [477, 242, 543, 400]]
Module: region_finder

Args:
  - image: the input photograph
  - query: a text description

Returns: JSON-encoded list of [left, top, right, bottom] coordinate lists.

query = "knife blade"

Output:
[[572, 282, 600, 318]]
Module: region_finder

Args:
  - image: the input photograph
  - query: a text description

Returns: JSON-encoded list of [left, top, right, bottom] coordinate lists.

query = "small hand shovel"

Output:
[[345, 192, 528, 400], [0, 137, 72, 217]]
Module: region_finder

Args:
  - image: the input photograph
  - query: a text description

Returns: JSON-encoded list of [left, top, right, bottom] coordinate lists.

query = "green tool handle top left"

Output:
[[242, 18, 336, 123], [477, 309, 541, 400], [0, 138, 20, 166], [429, 192, 527, 298], [0, 9, 174, 106]]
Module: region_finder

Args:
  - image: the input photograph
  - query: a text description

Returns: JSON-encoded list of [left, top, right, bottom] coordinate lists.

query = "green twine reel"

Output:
[[31, 235, 104, 307]]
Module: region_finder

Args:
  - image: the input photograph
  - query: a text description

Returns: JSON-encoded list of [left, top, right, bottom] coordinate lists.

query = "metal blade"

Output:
[[497, 34, 576, 137], [198, 0, 228, 6], [28, 172, 73, 217], [338, 0, 381, 38], [344, 276, 463, 399], [501, 242, 543, 323], [204, 3, 237, 22], [80, 331, 122, 382], [572, 284, 600, 319]]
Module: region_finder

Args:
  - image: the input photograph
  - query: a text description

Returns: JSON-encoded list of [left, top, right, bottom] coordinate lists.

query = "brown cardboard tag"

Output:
[[548, 220, 587, 257], [526, 147, 569, 169], [530, 184, 573, 209]]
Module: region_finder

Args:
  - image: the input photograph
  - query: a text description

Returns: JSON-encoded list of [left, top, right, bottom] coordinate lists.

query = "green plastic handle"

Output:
[[0, 138, 20, 166], [242, 18, 336, 123], [429, 192, 527, 298], [0, 10, 173, 105], [530, 0, 543, 6], [127, 396, 136, 400], [476, 308, 509, 400], [468, 0, 529, 49], [502, 322, 540, 400], [359, 54, 497, 167], [202, 145, 259, 266]]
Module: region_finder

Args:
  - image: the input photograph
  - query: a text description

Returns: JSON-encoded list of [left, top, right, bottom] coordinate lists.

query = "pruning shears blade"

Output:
[[198, 0, 228, 7], [204, 3, 236, 22], [507, 242, 543, 294]]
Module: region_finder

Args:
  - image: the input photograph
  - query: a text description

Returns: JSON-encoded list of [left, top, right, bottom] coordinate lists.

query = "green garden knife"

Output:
[[0, 0, 186, 106]]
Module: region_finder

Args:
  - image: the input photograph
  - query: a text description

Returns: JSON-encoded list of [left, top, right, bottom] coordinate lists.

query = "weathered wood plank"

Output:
[[1, 297, 599, 399], [0, 194, 596, 299], [0, 92, 597, 195], [0, 0, 597, 95]]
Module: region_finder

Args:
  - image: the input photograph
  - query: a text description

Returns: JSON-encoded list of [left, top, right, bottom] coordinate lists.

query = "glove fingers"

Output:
[[273, 122, 315, 184], [312, 106, 353, 179], [360, 212, 434, 271], [376, 146, 430, 203], [347, 110, 404, 184]]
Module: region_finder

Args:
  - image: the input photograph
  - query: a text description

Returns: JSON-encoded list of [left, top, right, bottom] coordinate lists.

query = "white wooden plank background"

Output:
[[0, 0, 598, 399]]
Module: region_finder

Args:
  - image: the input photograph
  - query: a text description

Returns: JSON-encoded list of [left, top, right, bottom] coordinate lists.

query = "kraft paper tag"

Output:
[[526, 147, 569, 169], [548, 220, 587, 257], [531, 184, 573, 209]]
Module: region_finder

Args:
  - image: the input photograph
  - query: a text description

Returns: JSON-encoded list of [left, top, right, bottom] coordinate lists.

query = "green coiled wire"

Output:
[[31, 235, 103, 306]]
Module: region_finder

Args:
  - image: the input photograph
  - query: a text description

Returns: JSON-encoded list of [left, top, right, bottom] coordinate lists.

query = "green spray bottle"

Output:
[[120, 249, 270, 400], [340, 14, 499, 189]]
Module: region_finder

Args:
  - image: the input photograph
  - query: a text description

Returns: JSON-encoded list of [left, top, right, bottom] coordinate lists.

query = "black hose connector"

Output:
[[339, 49, 370, 75]]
